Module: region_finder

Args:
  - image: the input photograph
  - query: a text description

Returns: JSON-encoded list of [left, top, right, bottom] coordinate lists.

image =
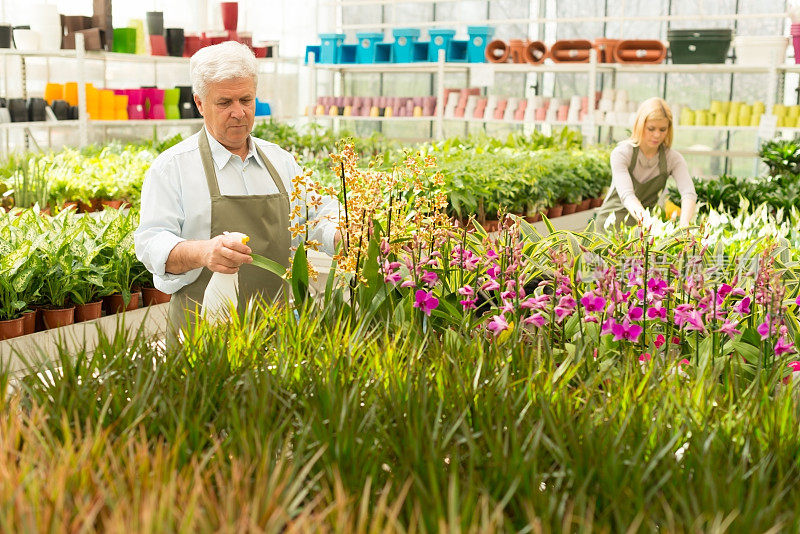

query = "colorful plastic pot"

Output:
[[221, 2, 238, 31], [163, 88, 180, 119], [467, 26, 494, 62]]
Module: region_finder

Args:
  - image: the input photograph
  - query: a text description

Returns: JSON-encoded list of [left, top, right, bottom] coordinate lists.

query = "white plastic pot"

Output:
[[13, 29, 40, 50], [734, 36, 788, 66]]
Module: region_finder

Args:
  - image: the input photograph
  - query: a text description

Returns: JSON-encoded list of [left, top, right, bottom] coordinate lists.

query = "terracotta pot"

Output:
[[75, 300, 103, 322], [62, 201, 79, 212], [549, 40, 592, 63], [508, 39, 527, 63], [142, 287, 171, 306], [31, 306, 46, 332], [485, 39, 509, 63], [593, 38, 620, 63], [41, 307, 75, 330], [562, 202, 578, 215], [524, 41, 548, 64], [0, 316, 24, 341], [101, 199, 124, 209], [613, 40, 667, 64], [578, 198, 592, 212], [524, 213, 542, 223], [547, 205, 564, 218], [590, 196, 605, 208], [21, 310, 35, 335], [105, 292, 140, 314]]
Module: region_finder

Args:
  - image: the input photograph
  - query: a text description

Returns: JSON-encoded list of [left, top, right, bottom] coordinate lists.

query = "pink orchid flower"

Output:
[[501, 290, 516, 300], [684, 310, 705, 332], [486, 314, 510, 335], [420, 270, 439, 286], [413, 289, 439, 316], [481, 279, 501, 292], [460, 298, 477, 310], [718, 319, 741, 339], [757, 320, 771, 340], [500, 300, 514, 314], [639, 353, 651, 362], [486, 248, 499, 261], [458, 285, 474, 297], [400, 279, 415, 288], [486, 264, 500, 280], [523, 313, 547, 327], [654, 334, 665, 348], [384, 271, 403, 285]]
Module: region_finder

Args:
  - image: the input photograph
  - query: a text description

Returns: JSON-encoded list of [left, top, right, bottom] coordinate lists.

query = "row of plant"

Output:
[[668, 138, 800, 217], [6, 148, 800, 529], [1, 122, 610, 223], [0, 207, 167, 340], [0, 142, 158, 212]]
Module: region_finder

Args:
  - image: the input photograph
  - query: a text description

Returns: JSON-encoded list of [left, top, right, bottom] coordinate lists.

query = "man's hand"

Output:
[[165, 235, 252, 276], [204, 234, 253, 274]]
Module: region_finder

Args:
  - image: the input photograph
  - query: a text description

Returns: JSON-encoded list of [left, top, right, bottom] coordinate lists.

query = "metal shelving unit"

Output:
[[0, 40, 288, 155]]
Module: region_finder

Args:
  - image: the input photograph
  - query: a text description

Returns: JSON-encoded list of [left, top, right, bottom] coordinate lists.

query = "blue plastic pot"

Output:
[[467, 26, 495, 62]]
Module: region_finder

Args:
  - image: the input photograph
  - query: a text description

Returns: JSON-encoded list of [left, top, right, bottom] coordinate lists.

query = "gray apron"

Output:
[[597, 144, 669, 229], [166, 128, 291, 348]]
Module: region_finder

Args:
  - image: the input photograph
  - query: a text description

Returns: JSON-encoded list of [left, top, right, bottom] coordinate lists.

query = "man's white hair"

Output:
[[190, 41, 257, 100]]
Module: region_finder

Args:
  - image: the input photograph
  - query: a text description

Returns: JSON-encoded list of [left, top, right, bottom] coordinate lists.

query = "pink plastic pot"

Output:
[[535, 107, 547, 121], [794, 35, 800, 63], [184, 35, 201, 57]]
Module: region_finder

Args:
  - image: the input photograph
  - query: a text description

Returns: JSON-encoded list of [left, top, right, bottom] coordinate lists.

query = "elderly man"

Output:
[[135, 41, 339, 346]]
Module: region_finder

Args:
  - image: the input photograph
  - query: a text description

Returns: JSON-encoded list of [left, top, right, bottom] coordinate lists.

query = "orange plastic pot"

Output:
[[550, 39, 592, 63], [485, 39, 509, 63], [42, 307, 75, 330], [142, 287, 171, 306], [75, 300, 103, 322], [0, 317, 24, 340], [508, 39, 527, 63], [613, 40, 667, 64], [524, 41, 548, 64], [593, 38, 620, 63]]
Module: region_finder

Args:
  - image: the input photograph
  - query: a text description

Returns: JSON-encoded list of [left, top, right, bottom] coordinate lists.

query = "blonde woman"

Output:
[[597, 97, 696, 229]]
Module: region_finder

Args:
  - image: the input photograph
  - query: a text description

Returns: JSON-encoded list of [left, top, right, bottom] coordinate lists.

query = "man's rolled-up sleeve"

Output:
[[134, 158, 201, 294]]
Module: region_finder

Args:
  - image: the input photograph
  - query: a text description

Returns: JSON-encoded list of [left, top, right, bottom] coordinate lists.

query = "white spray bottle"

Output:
[[201, 231, 249, 323]]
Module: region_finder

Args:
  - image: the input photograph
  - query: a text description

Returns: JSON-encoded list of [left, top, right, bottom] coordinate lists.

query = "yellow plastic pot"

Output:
[[665, 199, 680, 220]]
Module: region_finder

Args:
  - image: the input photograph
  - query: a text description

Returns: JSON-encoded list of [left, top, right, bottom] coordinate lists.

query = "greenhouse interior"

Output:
[[3, 0, 800, 531]]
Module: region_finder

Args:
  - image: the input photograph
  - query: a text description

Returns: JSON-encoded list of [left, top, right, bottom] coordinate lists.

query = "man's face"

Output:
[[195, 77, 256, 152]]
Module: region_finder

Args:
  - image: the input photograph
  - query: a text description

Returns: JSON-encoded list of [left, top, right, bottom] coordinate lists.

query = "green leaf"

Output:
[[291, 244, 309, 306], [251, 253, 288, 278]]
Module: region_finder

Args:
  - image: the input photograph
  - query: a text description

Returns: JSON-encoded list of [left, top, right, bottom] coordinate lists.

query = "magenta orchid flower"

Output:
[[638, 353, 651, 362], [611, 320, 643, 343], [757, 320, 771, 340], [775, 335, 795, 356], [654, 334, 665, 348], [486, 264, 500, 280], [647, 305, 667, 321], [733, 297, 751, 315], [580, 294, 606, 312], [501, 290, 516, 300], [628, 306, 643, 321], [413, 289, 439, 316], [684, 310, 705, 332], [601, 317, 617, 336], [486, 314, 510, 335], [486, 248, 499, 261], [795, 295, 800, 307]]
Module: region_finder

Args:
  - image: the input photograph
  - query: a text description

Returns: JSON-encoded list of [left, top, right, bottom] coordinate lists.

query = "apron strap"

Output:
[[627, 145, 639, 177], [198, 127, 221, 198], [657, 144, 668, 179], [198, 126, 288, 199]]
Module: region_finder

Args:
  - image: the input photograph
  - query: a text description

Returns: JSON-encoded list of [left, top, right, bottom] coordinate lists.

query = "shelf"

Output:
[[0, 120, 80, 130], [0, 49, 284, 64], [90, 119, 206, 126], [312, 62, 468, 74], [308, 115, 438, 122], [489, 62, 613, 74], [612, 63, 773, 75]]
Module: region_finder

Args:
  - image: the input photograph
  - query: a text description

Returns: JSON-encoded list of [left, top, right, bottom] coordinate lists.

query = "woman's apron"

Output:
[[166, 128, 291, 349], [596, 144, 669, 229]]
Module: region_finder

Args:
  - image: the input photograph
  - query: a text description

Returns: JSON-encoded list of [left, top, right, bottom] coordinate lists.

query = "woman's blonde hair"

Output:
[[630, 97, 673, 148]]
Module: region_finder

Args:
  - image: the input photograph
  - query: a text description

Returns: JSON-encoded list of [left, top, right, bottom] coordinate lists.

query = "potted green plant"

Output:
[[0, 244, 32, 340], [98, 211, 147, 313], [37, 226, 80, 329], [68, 231, 110, 322]]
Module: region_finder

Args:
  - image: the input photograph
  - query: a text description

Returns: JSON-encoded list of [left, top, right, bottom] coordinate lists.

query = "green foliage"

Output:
[[760, 138, 800, 177]]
